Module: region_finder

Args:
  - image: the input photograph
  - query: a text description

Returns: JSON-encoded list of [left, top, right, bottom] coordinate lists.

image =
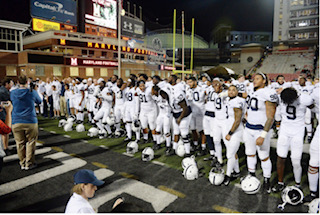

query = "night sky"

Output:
[[0, 0, 274, 42]]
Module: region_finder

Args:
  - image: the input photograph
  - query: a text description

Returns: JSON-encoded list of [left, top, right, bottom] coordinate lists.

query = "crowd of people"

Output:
[[0, 72, 319, 208]]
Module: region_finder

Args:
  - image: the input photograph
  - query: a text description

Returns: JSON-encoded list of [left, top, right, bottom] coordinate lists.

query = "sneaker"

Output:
[[263, 178, 271, 194], [307, 136, 313, 143], [165, 148, 175, 156], [99, 134, 105, 139], [248, 172, 256, 177], [231, 171, 240, 179], [152, 143, 161, 150], [203, 155, 215, 161], [21, 165, 26, 170], [124, 137, 132, 142], [272, 182, 285, 193], [304, 192, 318, 203], [25, 163, 37, 170], [223, 175, 231, 186]]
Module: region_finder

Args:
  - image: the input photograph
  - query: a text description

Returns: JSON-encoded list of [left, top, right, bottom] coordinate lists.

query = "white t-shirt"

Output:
[[65, 193, 96, 213], [246, 87, 278, 127]]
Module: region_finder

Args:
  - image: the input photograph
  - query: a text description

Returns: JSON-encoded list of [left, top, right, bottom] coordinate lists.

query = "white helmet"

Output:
[[106, 115, 115, 126], [63, 122, 73, 132], [87, 127, 99, 137], [209, 167, 225, 186], [126, 141, 139, 154], [278, 186, 304, 210], [175, 144, 185, 157], [132, 120, 141, 132], [241, 175, 261, 194], [181, 155, 197, 169], [142, 147, 154, 161], [308, 198, 319, 213], [67, 115, 76, 123], [183, 164, 198, 180], [58, 119, 67, 127], [76, 124, 85, 132]]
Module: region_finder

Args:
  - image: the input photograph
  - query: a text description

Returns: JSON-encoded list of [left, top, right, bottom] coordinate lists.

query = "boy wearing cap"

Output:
[[65, 169, 104, 213]]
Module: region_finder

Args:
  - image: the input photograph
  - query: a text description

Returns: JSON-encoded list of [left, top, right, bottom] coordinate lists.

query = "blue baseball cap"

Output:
[[74, 169, 105, 186]]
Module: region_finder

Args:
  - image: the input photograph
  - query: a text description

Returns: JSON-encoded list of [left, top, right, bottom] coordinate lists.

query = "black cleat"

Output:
[[165, 148, 175, 156], [263, 178, 271, 194], [249, 172, 256, 177], [272, 182, 285, 193], [124, 137, 132, 142], [203, 155, 215, 161], [304, 192, 318, 203], [152, 143, 161, 150], [231, 171, 240, 179], [197, 149, 207, 156], [307, 136, 313, 143], [138, 139, 147, 144], [223, 175, 231, 186], [184, 153, 191, 158]]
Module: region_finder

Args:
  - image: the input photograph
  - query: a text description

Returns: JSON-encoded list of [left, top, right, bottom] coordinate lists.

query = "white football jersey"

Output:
[[270, 82, 292, 90], [295, 85, 314, 95], [157, 81, 171, 94], [137, 86, 156, 111], [246, 87, 278, 127], [125, 87, 136, 105], [279, 93, 313, 134], [154, 90, 171, 115], [310, 88, 319, 117], [246, 82, 254, 95], [213, 90, 228, 120], [189, 86, 205, 115], [113, 85, 126, 106], [74, 83, 85, 98], [170, 83, 188, 113], [232, 80, 247, 93], [87, 84, 96, 100], [225, 96, 246, 132], [204, 85, 216, 112], [98, 87, 113, 107]]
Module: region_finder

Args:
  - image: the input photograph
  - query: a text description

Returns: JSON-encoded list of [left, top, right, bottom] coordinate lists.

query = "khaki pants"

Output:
[[12, 123, 38, 168], [60, 96, 67, 117]]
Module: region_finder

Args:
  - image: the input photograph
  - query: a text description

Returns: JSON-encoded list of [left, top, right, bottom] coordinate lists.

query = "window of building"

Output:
[[230, 35, 234, 41], [100, 68, 108, 77], [113, 53, 118, 58], [82, 49, 88, 56], [6, 66, 17, 76], [53, 66, 62, 76], [102, 51, 107, 57], [279, 31, 282, 36], [125, 69, 130, 77], [88, 50, 94, 56], [86, 68, 94, 76], [70, 67, 79, 76], [35, 65, 45, 76]]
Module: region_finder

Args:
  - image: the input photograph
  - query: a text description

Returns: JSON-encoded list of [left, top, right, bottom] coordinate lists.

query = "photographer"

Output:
[[10, 76, 42, 170]]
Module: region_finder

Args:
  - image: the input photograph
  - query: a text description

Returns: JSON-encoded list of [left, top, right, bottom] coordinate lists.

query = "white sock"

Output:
[[136, 131, 140, 140], [227, 156, 236, 177], [88, 112, 92, 122], [126, 123, 132, 139], [234, 157, 240, 173], [79, 112, 84, 121], [214, 141, 223, 163], [210, 150, 215, 156], [201, 144, 206, 150], [156, 134, 161, 144], [306, 124, 312, 136], [143, 133, 148, 140], [247, 156, 257, 173], [76, 112, 80, 121], [308, 166, 319, 192], [292, 158, 302, 184], [184, 143, 191, 154], [165, 136, 171, 147], [173, 142, 178, 150], [96, 121, 104, 131], [194, 141, 198, 146], [261, 158, 272, 178], [115, 123, 120, 131], [104, 124, 112, 134]]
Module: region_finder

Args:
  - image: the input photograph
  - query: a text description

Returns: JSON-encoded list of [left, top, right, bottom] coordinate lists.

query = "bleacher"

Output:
[[256, 47, 315, 81]]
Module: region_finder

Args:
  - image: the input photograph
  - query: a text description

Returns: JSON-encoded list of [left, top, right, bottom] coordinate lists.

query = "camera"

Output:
[[0, 101, 9, 107]]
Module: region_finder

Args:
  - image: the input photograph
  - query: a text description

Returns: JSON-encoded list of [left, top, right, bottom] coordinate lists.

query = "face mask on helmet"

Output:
[[142, 147, 154, 161], [87, 127, 99, 137], [308, 198, 319, 213], [127, 141, 139, 154], [58, 119, 67, 127], [209, 167, 225, 186], [278, 186, 304, 210]]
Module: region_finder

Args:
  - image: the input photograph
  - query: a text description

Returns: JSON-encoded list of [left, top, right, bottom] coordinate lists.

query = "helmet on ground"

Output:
[[175, 144, 185, 157], [142, 147, 154, 161], [132, 120, 141, 132], [181, 155, 197, 169], [126, 141, 139, 154], [76, 124, 85, 132], [183, 164, 198, 180], [278, 186, 304, 210], [241, 175, 261, 194], [64, 122, 73, 132], [106, 115, 115, 126], [67, 115, 76, 123], [308, 198, 319, 213], [87, 127, 99, 137], [209, 167, 225, 186], [58, 119, 67, 127]]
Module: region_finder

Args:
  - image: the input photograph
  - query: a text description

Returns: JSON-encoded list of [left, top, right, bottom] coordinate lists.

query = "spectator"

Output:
[[10, 76, 42, 170], [65, 169, 104, 213], [44, 77, 54, 118], [52, 85, 60, 119], [0, 101, 13, 172], [60, 79, 67, 118], [0, 77, 12, 154]]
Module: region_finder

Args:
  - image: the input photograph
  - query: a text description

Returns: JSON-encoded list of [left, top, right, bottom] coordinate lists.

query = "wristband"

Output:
[[260, 130, 268, 138], [228, 131, 234, 136]]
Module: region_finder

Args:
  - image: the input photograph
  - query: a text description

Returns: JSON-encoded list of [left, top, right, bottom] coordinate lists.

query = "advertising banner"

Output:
[[121, 16, 144, 39], [33, 18, 60, 32], [66, 57, 118, 67], [30, 0, 77, 25]]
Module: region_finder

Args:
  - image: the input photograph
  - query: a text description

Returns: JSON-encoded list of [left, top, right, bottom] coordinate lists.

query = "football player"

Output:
[[113, 78, 127, 137], [243, 72, 278, 194], [123, 79, 137, 142], [74, 78, 85, 124], [86, 78, 95, 124], [272, 87, 313, 193], [168, 75, 193, 157], [223, 85, 245, 185]]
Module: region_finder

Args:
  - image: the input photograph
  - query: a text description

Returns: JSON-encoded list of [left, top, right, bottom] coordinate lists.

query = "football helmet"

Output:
[[308, 198, 319, 213], [87, 127, 99, 137], [209, 167, 225, 186], [132, 120, 141, 132], [63, 122, 73, 132], [181, 155, 197, 169], [183, 164, 198, 180], [105, 115, 115, 126], [126, 141, 139, 154], [175, 144, 185, 157], [58, 119, 67, 128], [278, 186, 304, 210], [67, 115, 76, 124], [76, 124, 85, 132], [142, 147, 154, 161], [241, 175, 261, 194]]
